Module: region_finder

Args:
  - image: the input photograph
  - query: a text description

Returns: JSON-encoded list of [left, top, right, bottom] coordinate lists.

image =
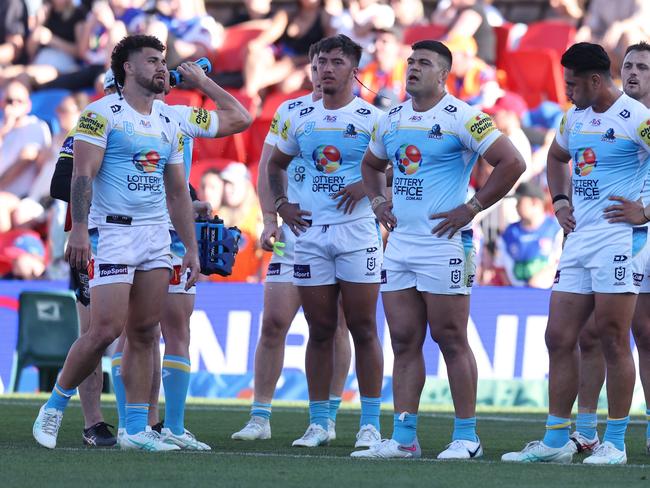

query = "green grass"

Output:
[[3, 396, 650, 487]]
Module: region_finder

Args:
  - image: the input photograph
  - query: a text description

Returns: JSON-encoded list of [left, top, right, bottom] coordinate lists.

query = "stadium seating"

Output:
[[165, 89, 203, 108], [29, 88, 71, 134], [504, 49, 567, 108], [517, 20, 576, 59], [494, 22, 515, 71], [9, 291, 79, 392], [209, 24, 264, 74], [403, 23, 447, 45]]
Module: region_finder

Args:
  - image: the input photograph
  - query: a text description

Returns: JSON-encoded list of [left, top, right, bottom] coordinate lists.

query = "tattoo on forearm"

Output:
[[268, 171, 286, 200], [70, 176, 92, 223]]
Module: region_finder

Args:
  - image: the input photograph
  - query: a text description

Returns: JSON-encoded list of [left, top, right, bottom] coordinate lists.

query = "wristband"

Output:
[[466, 195, 484, 216], [274, 196, 288, 212], [553, 199, 571, 214], [371, 195, 387, 211], [552, 194, 570, 204]]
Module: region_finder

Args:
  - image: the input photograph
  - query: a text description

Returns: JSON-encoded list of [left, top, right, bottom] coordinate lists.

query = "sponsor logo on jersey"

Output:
[[124, 121, 134, 135], [573, 148, 599, 199], [356, 108, 372, 116], [589, 118, 601, 126], [449, 258, 463, 266], [299, 107, 315, 117], [140, 120, 151, 129], [428, 124, 443, 139], [409, 115, 422, 122], [614, 255, 628, 262], [344, 124, 358, 137], [393, 144, 424, 200], [444, 105, 458, 114], [619, 109, 631, 119], [465, 113, 496, 143], [59, 135, 74, 158], [190, 107, 211, 131], [602, 128, 616, 142], [269, 112, 280, 135], [288, 100, 304, 111], [389, 105, 403, 115], [281, 119, 290, 140], [110, 104, 122, 114], [99, 264, 128, 278], [267, 263, 281, 276], [638, 119, 650, 146], [574, 147, 597, 177], [312, 144, 341, 174], [634, 272, 644, 286], [395, 144, 422, 175], [294, 264, 311, 279], [77, 111, 107, 138], [132, 149, 162, 173], [324, 115, 337, 122], [559, 114, 567, 135]]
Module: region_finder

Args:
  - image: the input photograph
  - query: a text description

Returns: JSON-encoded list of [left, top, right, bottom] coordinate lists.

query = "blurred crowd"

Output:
[[0, 0, 646, 286]]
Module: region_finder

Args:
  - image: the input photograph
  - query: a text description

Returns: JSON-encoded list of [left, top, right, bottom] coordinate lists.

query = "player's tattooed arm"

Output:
[[70, 176, 92, 223]]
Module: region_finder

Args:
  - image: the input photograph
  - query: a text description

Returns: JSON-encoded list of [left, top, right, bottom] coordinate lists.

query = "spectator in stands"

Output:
[[227, 0, 273, 26], [548, 0, 584, 24], [575, 0, 650, 73], [356, 27, 407, 107], [330, 0, 395, 52], [0, 80, 51, 197], [0, 0, 28, 67], [0, 229, 47, 279], [390, 0, 425, 29], [493, 182, 562, 288], [243, 0, 332, 100], [432, 0, 496, 65], [444, 35, 500, 106], [200, 168, 225, 217]]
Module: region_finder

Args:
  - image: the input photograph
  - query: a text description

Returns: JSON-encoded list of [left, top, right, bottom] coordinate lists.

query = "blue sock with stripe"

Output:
[[162, 355, 191, 435], [360, 396, 381, 430], [309, 400, 329, 431], [111, 353, 126, 429], [646, 409, 650, 440], [251, 401, 272, 420], [392, 412, 417, 445], [543, 415, 571, 448], [576, 412, 598, 440], [453, 417, 478, 442], [329, 396, 342, 423], [603, 416, 629, 451], [125, 403, 149, 435], [45, 381, 76, 412]]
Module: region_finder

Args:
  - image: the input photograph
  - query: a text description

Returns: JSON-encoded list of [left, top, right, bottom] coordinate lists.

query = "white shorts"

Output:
[[381, 230, 476, 295], [168, 230, 196, 295], [641, 253, 650, 294], [88, 224, 172, 288], [554, 227, 650, 294], [293, 218, 383, 286], [265, 224, 296, 284]]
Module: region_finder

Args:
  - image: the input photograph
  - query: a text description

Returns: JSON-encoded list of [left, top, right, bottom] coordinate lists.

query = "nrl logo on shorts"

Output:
[[614, 266, 626, 281], [366, 257, 376, 271], [451, 269, 461, 284]]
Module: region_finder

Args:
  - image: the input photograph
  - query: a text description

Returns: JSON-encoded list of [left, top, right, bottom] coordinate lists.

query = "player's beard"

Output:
[[135, 72, 165, 94]]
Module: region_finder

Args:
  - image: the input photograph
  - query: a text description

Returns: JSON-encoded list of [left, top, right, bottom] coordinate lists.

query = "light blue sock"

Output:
[[360, 396, 381, 430], [45, 381, 76, 412], [646, 409, 650, 440], [309, 400, 329, 430], [125, 403, 149, 435], [329, 396, 342, 423], [251, 401, 272, 420], [543, 415, 571, 448], [603, 416, 629, 451], [576, 412, 598, 439], [162, 355, 191, 435], [111, 353, 126, 429], [452, 416, 478, 442], [392, 412, 417, 445]]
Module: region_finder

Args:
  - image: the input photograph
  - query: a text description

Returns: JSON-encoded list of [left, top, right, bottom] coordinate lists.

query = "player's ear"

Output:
[[352, 66, 359, 79]]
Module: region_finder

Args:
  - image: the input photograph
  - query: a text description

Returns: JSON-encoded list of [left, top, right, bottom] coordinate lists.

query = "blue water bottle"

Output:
[[169, 57, 212, 87]]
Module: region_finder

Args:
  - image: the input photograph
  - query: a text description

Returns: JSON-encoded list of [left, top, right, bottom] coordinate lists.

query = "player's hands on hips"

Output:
[[65, 228, 91, 271], [278, 203, 311, 236], [192, 200, 212, 220], [181, 248, 200, 290], [555, 206, 576, 234], [333, 181, 365, 214], [604, 196, 647, 225], [430, 204, 474, 238], [176, 62, 208, 89], [260, 221, 280, 252], [373, 201, 397, 232]]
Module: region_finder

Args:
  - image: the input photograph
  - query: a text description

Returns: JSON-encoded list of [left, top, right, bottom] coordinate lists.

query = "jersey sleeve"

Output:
[[275, 110, 300, 157], [554, 110, 571, 151], [74, 99, 112, 149], [168, 125, 185, 166], [264, 103, 286, 147], [457, 109, 501, 155], [171, 105, 220, 139], [367, 112, 389, 160], [633, 108, 650, 156]]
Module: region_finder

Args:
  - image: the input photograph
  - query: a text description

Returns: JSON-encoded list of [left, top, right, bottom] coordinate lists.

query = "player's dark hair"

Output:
[[308, 40, 321, 62], [318, 34, 363, 67], [625, 41, 650, 57], [412, 40, 452, 70], [201, 168, 221, 182], [111, 35, 166, 87], [561, 42, 611, 76]]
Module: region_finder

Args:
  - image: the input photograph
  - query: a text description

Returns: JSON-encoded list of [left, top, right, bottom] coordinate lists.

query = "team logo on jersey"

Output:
[[356, 108, 372, 116], [638, 119, 650, 146], [619, 109, 631, 119], [299, 107, 315, 117], [395, 144, 422, 175], [281, 119, 291, 140], [110, 104, 122, 114], [269, 112, 280, 135], [324, 115, 337, 123], [465, 113, 496, 143], [123, 121, 134, 135], [602, 128, 616, 142], [190, 107, 211, 131], [77, 110, 107, 138], [428, 124, 443, 139], [312, 145, 341, 173], [389, 106, 403, 116], [177, 133, 184, 152], [444, 105, 458, 114], [132, 149, 162, 173], [304, 121, 315, 136], [344, 124, 358, 138], [574, 147, 597, 177], [140, 120, 151, 129], [288, 100, 303, 111]]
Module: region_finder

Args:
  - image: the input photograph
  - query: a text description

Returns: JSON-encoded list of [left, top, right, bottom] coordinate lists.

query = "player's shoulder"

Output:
[[350, 96, 379, 117], [384, 99, 411, 119], [618, 93, 650, 125], [278, 93, 313, 116]]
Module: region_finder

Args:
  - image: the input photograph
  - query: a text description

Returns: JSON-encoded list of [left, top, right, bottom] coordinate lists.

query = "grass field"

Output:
[[3, 396, 650, 487]]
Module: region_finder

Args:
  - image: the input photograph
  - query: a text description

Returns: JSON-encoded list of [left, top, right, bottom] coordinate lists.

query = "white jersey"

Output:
[[276, 96, 380, 226], [368, 95, 501, 236], [555, 93, 650, 233], [265, 94, 313, 204], [75, 93, 184, 227]]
